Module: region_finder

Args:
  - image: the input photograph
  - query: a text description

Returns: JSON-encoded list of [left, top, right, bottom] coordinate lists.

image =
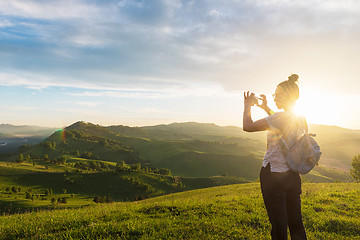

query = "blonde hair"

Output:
[[277, 74, 300, 102]]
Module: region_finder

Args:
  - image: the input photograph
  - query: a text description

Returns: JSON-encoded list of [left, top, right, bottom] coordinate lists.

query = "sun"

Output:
[[293, 90, 336, 126]]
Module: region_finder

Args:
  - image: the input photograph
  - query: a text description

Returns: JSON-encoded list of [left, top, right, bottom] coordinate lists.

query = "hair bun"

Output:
[[288, 74, 299, 84]]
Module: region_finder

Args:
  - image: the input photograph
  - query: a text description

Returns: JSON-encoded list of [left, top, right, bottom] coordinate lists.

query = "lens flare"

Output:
[[62, 129, 66, 142], [55, 128, 66, 142]]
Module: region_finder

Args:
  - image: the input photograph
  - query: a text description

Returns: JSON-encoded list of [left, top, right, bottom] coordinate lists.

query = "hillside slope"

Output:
[[308, 124, 360, 171], [2, 121, 356, 182], [0, 183, 359, 239], [0, 161, 249, 214]]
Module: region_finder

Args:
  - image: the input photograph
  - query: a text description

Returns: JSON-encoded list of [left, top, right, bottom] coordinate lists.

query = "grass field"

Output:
[[0, 182, 359, 239], [0, 160, 249, 215]]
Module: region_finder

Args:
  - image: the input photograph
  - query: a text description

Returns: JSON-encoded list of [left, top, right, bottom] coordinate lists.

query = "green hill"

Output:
[[1, 121, 356, 183], [111, 122, 359, 178], [3, 122, 144, 165], [308, 124, 360, 171], [0, 161, 248, 214], [0, 182, 359, 239], [156, 152, 261, 179], [3, 121, 266, 180]]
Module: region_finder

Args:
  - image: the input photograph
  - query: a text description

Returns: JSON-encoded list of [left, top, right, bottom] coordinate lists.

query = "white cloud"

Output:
[[208, 9, 220, 17], [0, 19, 12, 27], [2, 105, 38, 111], [0, 0, 101, 20], [135, 107, 198, 116], [1, 0, 360, 96], [69, 90, 166, 99], [75, 101, 101, 107]]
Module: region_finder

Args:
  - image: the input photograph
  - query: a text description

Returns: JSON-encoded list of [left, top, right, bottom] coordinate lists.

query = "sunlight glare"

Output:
[[293, 89, 339, 126]]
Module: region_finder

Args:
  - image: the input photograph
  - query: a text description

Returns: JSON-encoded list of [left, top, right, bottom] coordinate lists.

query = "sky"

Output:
[[0, 0, 360, 129]]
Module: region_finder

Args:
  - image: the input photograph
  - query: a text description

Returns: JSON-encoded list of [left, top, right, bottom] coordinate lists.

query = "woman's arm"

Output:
[[243, 92, 269, 132]]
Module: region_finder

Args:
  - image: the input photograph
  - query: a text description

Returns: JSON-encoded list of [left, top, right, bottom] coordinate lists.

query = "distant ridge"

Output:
[[0, 123, 58, 137], [2, 121, 358, 179]]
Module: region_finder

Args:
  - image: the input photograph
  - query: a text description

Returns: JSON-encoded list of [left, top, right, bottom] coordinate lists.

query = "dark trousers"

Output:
[[260, 164, 307, 240]]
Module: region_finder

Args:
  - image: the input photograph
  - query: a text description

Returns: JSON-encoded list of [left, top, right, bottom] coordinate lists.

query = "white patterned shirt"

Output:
[[263, 111, 307, 172]]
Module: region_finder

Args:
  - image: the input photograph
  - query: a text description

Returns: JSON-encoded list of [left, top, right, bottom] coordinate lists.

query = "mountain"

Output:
[[0, 124, 58, 154], [16, 121, 145, 165], [112, 121, 358, 176], [2, 121, 357, 182], [308, 124, 360, 171], [0, 124, 58, 137]]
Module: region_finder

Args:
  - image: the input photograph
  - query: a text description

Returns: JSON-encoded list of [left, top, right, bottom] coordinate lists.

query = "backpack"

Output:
[[279, 131, 322, 174]]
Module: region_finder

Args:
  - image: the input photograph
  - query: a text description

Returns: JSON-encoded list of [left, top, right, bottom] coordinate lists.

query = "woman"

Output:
[[243, 74, 307, 240]]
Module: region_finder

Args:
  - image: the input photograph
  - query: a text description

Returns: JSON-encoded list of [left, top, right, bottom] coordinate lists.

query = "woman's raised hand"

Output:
[[257, 94, 268, 109], [244, 91, 257, 106]]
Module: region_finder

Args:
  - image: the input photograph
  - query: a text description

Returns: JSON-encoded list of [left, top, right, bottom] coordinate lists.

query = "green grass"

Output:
[[156, 151, 262, 180], [0, 161, 249, 214], [0, 183, 359, 239], [112, 137, 265, 179]]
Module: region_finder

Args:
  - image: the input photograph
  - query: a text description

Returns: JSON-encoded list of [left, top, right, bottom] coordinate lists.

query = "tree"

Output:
[[12, 186, 18, 193], [73, 150, 80, 157], [100, 138, 108, 147], [24, 155, 31, 162], [158, 168, 171, 176], [93, 196, 100, 203], [93, 196, 105, 203], [43, 154, 49, 162], [131, 163, 141, 171], [105, 195, 113, 203], [351, 154, 360, 182], [25, 192, 31, 199], [16, 154, 24, 163], [116, 160, 126, 171], [43, 141, 56, 149], [57, 156, 67, 165], [81, 151, 93, 159]]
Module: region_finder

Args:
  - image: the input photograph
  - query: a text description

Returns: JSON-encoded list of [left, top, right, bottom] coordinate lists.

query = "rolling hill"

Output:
[[0, 121, 357, 217], [1, 121, 356, 183], [308, 124, 360, 171], [0, 160, 248, 214], [0, 121, 358, 239]]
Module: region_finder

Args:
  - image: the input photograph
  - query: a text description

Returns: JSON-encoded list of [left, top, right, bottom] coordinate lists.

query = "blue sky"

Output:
[[1, 0, 360, 129]]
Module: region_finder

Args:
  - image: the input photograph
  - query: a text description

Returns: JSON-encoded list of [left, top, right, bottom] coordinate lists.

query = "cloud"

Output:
[[135, 107, 198, 116], [0, 0, 101, 20], [69, 90, 167, 99], [75, 101, 101, 107], [0, 19, 12, 27], [0, 0, 360, 95], [117, 0, 181, 25], [66, 80, 238, 99]]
